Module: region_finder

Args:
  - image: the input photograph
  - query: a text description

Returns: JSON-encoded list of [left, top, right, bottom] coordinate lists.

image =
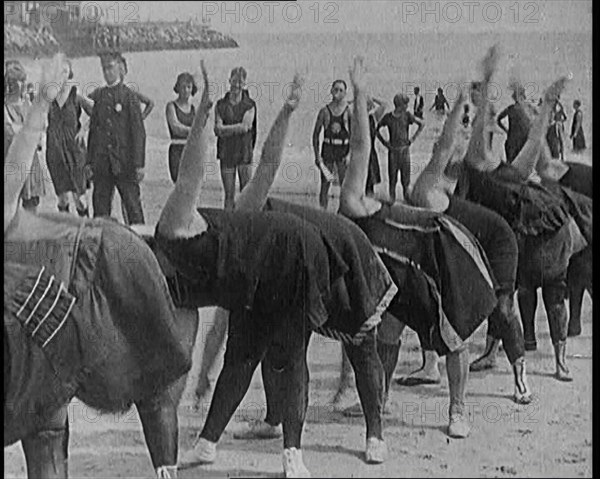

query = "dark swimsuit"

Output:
[[445, 196, 518, 295], [153, 204, 396, 342], [4, 214, 190, 445], [352, 202, 497, 355]]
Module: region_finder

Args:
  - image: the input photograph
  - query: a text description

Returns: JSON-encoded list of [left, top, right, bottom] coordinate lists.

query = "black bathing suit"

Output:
[[352, 202, 497, 355], [445, 196, 518, 295], [167, 101, 196, 182], [560, 162, 593, 199], [153, 206, 395, 340]]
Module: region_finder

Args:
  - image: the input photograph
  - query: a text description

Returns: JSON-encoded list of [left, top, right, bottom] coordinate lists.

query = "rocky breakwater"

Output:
[[4, 23, 61, 57], [4, 21, 238, 59]]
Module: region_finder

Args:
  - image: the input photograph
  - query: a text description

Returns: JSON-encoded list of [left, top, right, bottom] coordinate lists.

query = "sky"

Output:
[[81, 1, 593, 34]]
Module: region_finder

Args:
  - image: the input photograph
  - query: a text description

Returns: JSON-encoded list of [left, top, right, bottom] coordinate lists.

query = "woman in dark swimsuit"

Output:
[[154, 62, 396, 477], [457, 54, 589, 382], [496, 85, 531, 163], [410, 46, 532, 404], [339, 57, 498, 439], [165, 72, 197, 182]]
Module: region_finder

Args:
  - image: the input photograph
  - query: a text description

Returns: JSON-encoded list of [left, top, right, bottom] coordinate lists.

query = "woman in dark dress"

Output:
[[365, 96, 386, 196], [46, 60, 94, 216], [165, 72, 197, 182], [570, 99, 586, 152]]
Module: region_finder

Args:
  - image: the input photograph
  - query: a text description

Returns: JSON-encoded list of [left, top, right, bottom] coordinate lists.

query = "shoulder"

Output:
[[89, 87, 103, 101], [406, 111, 416, 122]]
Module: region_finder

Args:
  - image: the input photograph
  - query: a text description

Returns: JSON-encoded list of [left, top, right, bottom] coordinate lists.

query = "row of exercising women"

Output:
[[146, 55, 509, 478]]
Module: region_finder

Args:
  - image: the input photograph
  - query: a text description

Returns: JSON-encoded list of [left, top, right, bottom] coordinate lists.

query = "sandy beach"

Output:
[[4, 27, 593, 477]]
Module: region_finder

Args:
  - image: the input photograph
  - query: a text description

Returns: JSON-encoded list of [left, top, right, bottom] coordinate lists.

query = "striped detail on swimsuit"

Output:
[[438, 216, 495, 290], [12, 266, 77, 349], [373, 245, 465, 352]]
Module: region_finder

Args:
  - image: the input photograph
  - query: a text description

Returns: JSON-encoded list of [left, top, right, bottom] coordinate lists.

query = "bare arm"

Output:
[[78, 93, 94, 117], [512, 77, 568, 179], [236, 74, 304, 212], [375, 120, 391, 150], [136, 91, 155, 120], [312, 109, 325, 163], [157, 61, 212, 239], [165, 102, 191, 137], [340, 57, 381, 218], [372, 102, 387, 123], [215, 107, 254, 136]]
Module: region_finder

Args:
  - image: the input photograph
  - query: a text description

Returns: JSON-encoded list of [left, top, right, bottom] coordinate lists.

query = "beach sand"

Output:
[[5, 33, 593, 477]]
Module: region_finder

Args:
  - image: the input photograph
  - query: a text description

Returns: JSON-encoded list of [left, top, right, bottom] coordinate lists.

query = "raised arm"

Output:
[[339, 57, 381, 218], [512, 77, 568, 180], [371, 97, 388, 123], [5, 54, 68, 232], [236, 74, 304, 212], [465, 45, 501, 172], [157, 61, 213, 239]]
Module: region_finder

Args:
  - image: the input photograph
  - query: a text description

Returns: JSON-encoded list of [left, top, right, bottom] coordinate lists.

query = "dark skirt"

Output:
[[4, 262, 76, 446], [46, 126, 88, 196]]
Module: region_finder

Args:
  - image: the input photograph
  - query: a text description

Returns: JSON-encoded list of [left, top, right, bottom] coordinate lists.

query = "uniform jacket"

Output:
[[88, 82, 146, 179]]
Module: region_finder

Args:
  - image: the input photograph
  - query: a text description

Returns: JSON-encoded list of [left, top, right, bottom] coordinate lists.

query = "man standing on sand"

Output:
[[413, 86, 424, 119], [312, 79, 352, 209], [214, 66, 257, 211], [376, 93, 424, 202], [87, 51, 146, 225]]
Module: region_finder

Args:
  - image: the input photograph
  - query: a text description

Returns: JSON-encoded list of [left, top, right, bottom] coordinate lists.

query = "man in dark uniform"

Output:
[[87, 51, 146, 225]]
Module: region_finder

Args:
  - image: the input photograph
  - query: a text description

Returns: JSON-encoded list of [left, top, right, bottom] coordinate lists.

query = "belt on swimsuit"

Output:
[[170, 139, 187, 146], [323, 138, 349, 146]]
